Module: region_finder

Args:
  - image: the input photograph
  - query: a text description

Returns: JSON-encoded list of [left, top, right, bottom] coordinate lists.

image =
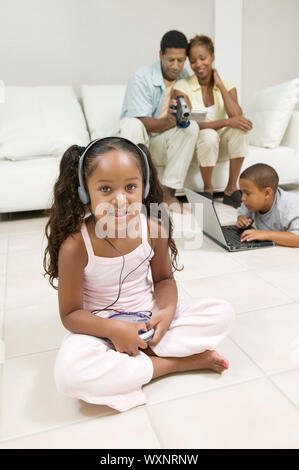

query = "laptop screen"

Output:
[[184, 188, 228, 246]]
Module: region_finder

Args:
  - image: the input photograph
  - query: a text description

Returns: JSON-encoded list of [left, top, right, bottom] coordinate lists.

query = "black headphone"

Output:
[[77, 137, 150, 205]]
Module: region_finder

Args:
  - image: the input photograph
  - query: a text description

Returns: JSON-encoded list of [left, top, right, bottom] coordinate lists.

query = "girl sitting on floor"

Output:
[[43, 136, 235, 412]]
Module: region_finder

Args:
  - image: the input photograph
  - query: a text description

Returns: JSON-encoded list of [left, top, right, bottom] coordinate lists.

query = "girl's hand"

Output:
[[146, 309, 174, 347], [109, 320, 148, 356], [236, 215, 252, 228], [240, 229, 271, 242], [227, 115, 253, 131], [213, 69, 223, 87]]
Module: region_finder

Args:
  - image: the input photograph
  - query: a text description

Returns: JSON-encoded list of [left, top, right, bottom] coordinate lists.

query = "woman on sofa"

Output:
[[174, 34, 253, 208]]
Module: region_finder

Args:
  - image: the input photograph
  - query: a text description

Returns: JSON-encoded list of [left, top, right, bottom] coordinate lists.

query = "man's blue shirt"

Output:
[[120, 61, 189, 119]]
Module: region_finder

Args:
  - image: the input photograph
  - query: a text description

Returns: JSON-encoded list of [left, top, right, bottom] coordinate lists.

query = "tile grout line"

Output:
[[5, 346, 61, 361], [234, 300, 296, 316], [1, 236, 9, 357], [1, 368, 298, 446], [144, 376, 268, 416], [252, 267, 299, 302], [144, 404, 165, 449], [177, 258, 299, 288], [3, 231, 55, 363], [269, 367, 299, 379], [181, 281, 294, 315], [228, 335, 299, 411], [0, 410, 117, 446], [146, 372, 270, 408]]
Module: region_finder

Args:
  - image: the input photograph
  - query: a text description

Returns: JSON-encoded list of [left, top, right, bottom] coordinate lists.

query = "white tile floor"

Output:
[[0, 192, 299, 449]]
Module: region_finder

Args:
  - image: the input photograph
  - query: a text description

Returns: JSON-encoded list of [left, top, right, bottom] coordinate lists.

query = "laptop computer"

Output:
[[184, 188, 274, 252]]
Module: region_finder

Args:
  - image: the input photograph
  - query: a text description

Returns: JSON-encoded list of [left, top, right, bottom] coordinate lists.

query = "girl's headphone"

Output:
[[77, 137, 150, 205]]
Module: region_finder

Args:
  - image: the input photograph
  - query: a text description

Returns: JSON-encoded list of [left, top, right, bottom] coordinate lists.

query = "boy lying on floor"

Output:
[[236, 163, 299, 247]]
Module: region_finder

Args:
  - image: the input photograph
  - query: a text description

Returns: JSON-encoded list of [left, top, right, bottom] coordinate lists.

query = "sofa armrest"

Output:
[[281, 111, 299, 155]]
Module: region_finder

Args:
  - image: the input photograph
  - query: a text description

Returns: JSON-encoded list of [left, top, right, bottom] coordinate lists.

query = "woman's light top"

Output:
[[174, 74, 235, 121]]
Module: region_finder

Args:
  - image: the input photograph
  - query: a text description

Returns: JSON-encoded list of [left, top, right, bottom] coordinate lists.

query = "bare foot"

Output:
[[149, 349, 229, 380], [182, 350, 229, 374]]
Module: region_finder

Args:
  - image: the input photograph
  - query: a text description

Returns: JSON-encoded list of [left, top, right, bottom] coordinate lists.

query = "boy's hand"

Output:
[[147, 309, 174, 347], [109, 320, 148, 356], [236, 215, 252, 228], [241, 229, 272, 242]]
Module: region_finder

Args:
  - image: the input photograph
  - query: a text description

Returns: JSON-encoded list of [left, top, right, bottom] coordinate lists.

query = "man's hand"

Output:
[[236, 215, 252, 229], [166, 98, 178, 127], [146, 309, 174, 347], [241, 229, 272, 242]]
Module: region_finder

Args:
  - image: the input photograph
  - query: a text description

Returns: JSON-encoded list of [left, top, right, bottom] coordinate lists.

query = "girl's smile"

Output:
[[87, 149, 144, 233]]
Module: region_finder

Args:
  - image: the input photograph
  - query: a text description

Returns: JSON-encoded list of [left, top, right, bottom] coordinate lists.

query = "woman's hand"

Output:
[[227, 115, 253, 131], [109, 319, 148, 356], [213, 69, 223, 88], [146, 309, 174, 347]]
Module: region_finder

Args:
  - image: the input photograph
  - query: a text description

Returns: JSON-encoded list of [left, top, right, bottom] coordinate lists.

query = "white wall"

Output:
[[0, 0, 214, 92], [242, 0, 299, 107], [215, 0, 243, 101], [1, 0, 298, 107]]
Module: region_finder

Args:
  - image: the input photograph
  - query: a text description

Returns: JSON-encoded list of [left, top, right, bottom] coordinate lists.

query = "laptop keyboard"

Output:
[[222, 225, 271, 248]]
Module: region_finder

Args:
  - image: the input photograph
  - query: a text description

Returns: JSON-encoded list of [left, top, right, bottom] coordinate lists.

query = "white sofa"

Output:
[[0, 84, 299, 213], [185, 110, 299, 192], [0, 86, 90, 213]]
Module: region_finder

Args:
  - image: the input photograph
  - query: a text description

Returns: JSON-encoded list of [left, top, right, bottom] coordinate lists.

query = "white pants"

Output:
[[115, 118, 199, 189], [54, 298, 235, 412], [195, 127, 248, 167]]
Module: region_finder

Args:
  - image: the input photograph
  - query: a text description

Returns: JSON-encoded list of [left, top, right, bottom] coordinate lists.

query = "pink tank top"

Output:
[[80, 213, 156, 317]]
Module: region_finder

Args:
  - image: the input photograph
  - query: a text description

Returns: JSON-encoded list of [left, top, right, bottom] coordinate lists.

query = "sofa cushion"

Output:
[[245, 78, 299, 149], [82, 85, 126, 140], [0, 157, 61, 212], [0, 86, 90, 160]]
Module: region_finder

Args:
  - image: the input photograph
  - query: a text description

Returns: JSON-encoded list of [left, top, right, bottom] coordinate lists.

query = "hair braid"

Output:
[[43, 145, 86, 289]]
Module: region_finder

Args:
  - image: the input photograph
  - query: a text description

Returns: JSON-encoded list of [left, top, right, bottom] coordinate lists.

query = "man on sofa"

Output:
[[115, 30, 199, 210]]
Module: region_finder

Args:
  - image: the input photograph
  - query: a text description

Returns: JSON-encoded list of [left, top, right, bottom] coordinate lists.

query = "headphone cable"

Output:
[[91, 235, 153, 316]]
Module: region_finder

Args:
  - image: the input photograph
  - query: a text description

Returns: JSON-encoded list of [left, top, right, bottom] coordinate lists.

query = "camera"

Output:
[[172, 95, 190, 128]]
